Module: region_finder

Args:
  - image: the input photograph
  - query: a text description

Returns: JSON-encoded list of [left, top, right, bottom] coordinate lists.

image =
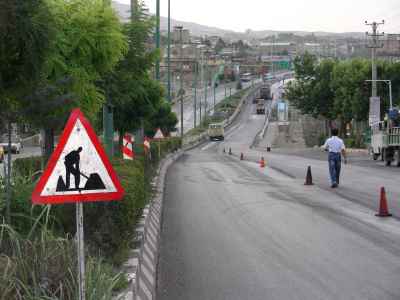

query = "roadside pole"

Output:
[[167, 0, 171, 101], [194, 59, 198, 128], [155, 0, 160, 80], [6, 122, 12, 223], [213, 79, 216, 111], [76, 203, 86, 300]]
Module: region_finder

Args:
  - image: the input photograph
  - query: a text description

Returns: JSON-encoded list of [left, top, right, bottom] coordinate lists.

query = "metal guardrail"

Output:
[[388, 127, 400, 146]]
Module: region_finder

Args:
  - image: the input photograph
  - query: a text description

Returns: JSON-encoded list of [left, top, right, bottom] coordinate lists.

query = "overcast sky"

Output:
[[115, 0, 399, 33]]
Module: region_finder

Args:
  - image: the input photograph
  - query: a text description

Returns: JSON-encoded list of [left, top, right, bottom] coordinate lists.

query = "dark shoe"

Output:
[[331, 183, 338, 188]]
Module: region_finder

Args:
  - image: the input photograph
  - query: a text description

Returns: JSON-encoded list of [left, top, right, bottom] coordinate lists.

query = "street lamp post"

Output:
[[175, 26, 184, 138], [167, 0, 171, 101], [194, 48, 199, 128], [155, 0, 160, 80]]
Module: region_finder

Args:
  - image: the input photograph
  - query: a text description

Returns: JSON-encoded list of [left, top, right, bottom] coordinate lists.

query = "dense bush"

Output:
[[13, 156, 43, 178], [0, 216, 125, 300], [2, 137, 181, 265]]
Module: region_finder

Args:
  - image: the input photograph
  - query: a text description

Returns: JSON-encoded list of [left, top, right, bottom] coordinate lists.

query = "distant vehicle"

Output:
[[0, 146, 4, 163], [369, 108, 400, 166], [208, 123, 224, 141], [0, 134, 22, 154], [260, 85, 271, 100], [240, 73, 252, 82], [256, 99, 266, 114], [264, 73, 274, 81]]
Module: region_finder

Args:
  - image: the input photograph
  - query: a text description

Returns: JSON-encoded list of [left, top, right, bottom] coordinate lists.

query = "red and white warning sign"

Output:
[[153, 128, 165, 139], [32, 108, 124, 204], [122, 133, 135, 160], [143, 136, 151, 154]]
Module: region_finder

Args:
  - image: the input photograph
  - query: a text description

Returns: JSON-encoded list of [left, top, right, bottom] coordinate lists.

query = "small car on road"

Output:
[[0, 134, 23, 154], [0, 146, 4, 163]]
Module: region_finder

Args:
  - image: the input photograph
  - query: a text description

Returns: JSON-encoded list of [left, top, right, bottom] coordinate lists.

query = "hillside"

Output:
[[111, 1, 364, 39]]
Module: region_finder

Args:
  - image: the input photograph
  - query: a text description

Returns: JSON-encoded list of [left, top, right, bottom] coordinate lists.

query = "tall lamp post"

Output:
[[175, 26, 184, 138], [203, 49, 211, 123], [167, 0, 171, 101], [155, 0, 160, 80]]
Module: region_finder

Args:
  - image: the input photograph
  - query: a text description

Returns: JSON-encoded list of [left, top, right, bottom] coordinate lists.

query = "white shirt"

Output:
[[323, 136, 345, 153]]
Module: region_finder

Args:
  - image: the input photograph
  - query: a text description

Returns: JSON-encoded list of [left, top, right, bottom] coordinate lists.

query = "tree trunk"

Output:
[[44, 128, 54, 163]]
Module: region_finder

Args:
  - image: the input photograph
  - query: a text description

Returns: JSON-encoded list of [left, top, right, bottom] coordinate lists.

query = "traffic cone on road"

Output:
[[240, 153, 244, 160], [259, 157, 265, 168], [304, 166, 314, 186], [229, 148, 232, 155], [223, 148, 226, 153], [376, 187, 392, 217]]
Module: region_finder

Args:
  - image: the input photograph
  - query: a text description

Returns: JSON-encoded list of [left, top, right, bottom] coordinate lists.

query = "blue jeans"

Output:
[[328, 152, 341, 185]]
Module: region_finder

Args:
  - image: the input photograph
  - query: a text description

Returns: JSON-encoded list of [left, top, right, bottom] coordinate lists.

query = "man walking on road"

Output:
[[322, 128, 347, 188]]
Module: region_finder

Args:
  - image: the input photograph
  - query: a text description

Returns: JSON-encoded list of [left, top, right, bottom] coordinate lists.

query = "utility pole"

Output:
[[204, 50, 211, 122], [365, 20, 385, 98], [194, 47, 198, 128], [167, 0, 171, 101], [271, 35, 275, 74], [175, 26, 184, 138], [155, 0, 160, 80], [103, 0, 113, 157]]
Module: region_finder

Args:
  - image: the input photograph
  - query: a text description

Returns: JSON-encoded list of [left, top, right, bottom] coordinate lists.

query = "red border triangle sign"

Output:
[[32, 108, 124, 205]]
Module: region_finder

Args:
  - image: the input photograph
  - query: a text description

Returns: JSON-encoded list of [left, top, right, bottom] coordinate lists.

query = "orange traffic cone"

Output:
[[259, 157, 265, 168], [304, 166, 314, 185], [229, 148, 232, 155], [376, 187, 392, 217], [240, 153, 244, 160]]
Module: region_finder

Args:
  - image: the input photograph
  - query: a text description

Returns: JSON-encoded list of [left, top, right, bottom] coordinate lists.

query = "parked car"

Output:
[[0, 146, 4, 162], [0, 134, 23, 154]]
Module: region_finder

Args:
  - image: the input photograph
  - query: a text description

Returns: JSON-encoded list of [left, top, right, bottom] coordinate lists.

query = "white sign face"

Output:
[[153, 129, 165, 139], [369, 97, 381, 125], [41, 119, 117, 196]]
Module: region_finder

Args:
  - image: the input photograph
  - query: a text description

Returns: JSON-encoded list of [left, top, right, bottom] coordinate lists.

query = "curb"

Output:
[[133, 150, 183, 300]]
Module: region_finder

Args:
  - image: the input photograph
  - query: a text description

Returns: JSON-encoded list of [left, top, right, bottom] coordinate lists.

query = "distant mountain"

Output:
[[111, 1, 364, 40]]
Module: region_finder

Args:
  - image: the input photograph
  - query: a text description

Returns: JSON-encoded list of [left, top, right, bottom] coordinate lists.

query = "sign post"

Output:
[[153, 128, 165, 159], [76, 202, 86, 300], [32, 109, 124, 300]]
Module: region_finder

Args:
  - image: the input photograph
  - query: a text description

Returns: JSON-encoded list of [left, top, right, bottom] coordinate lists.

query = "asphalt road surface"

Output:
[[157, 90, 400, 299]]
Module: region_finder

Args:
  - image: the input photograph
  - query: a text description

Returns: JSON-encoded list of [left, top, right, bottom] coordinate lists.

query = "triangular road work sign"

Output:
[[153, 128, 165, 139], [32, 109, 124, 204]]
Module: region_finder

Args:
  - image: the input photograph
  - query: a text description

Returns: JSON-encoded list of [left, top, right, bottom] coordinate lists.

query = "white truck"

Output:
[[208, 123, 224, 141]]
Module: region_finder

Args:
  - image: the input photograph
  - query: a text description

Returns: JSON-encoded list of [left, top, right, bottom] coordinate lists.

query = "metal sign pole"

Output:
[[76, 202, 86, 300]]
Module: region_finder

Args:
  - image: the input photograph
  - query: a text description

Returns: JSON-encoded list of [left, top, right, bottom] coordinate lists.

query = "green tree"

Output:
[[0, 0, 54, 124], [23, 0, 127, 159], [105, 3, 177, 148], [145, 101, 178, 137], [214, 38, 226, 54]]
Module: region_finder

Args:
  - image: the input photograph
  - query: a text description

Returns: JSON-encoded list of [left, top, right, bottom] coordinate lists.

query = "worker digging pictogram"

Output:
[[56, 147, 106, 192]]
